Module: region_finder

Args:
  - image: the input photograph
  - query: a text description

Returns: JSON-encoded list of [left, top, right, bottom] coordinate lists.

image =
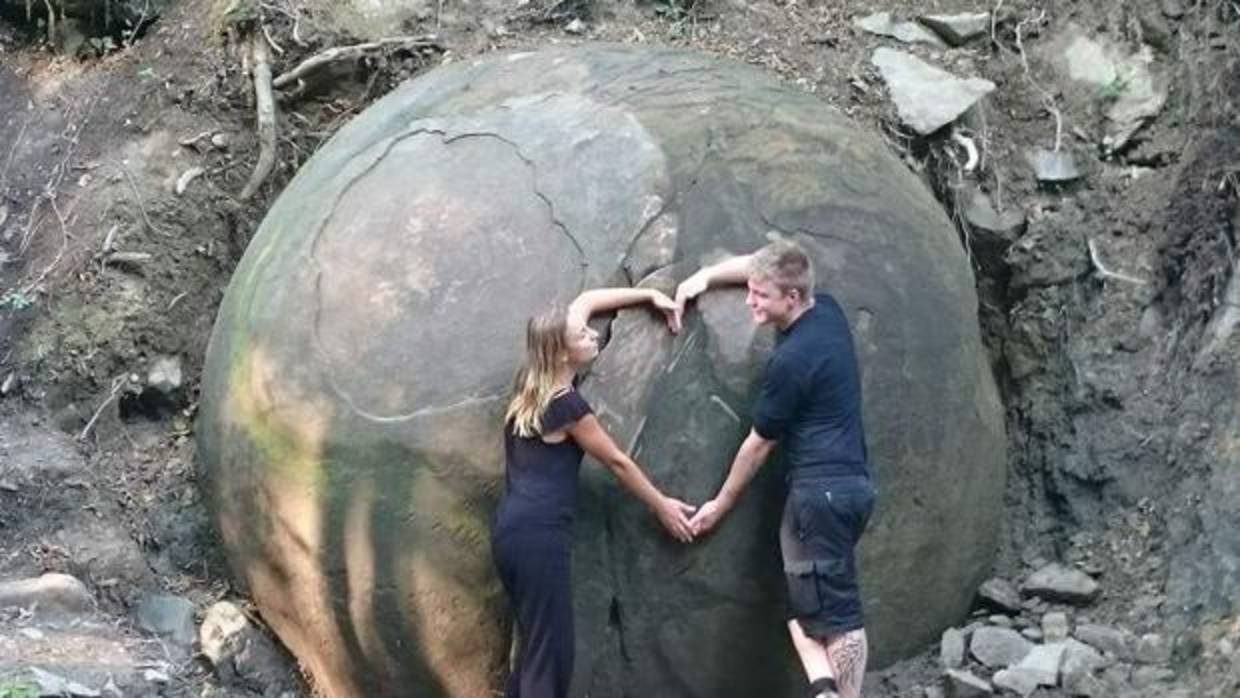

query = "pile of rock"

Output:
[[929, 563, 1185, 697]]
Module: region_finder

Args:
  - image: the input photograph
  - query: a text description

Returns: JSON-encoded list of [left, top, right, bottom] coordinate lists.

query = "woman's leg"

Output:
[[498, 531, 574, 698]]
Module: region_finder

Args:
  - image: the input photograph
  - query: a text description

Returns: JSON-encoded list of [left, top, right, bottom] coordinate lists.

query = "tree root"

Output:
[[272, 35, 442, 90], [239, 30, 277, 202]]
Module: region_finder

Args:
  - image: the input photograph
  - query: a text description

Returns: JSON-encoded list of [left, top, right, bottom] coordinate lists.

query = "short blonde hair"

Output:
[[750, 239, 814, 302]]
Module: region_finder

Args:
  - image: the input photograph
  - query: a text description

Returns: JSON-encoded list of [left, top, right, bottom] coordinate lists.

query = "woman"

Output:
[[492, 287, 696, 698]]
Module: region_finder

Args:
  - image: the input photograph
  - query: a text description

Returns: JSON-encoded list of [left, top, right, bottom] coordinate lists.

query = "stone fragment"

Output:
[[923, 687, 945, 698], [1021, 627, 1042, 641], [941, 627, 966, 669], [1132, 665, 1175, 687], [871, 48, 995, 135], [970, 626, 1034, 668], [210, 133, 230, 150], [988, 614, 1013, 628], [29, 667, 101, 697], [1026, 149, 1082, 183], [146, 355, 184, 395], [1060, 638, 1107, 692], [991, 667, 1038, 697], [1139, 12, 1172, 52], [135, 594, 196, 647], [1161, 0, 1185, 19], [977, 577, 1022, 613], [1075, 623, 1134, 659], [918, 13, 991, 46], [564, 18, 585, 35], [1042, 611, 1070, 642], [855, 12, 946, 47], [0, 573, 94, 616], [1058, 31, 1167, 153], [943, 669, 992, 697], [1135, 632, 1171, 664], [1015, 641, 1066, 685], [1022, 563, 1099, 603], [200, 600, 298, 693]]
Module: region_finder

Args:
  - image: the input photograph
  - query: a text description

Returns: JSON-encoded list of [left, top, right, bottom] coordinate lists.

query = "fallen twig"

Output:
[[1088, 238, 1146, 285], [272, 35, 442, 90], [239, 31, 277, 202], [79, 375, 128, 442]]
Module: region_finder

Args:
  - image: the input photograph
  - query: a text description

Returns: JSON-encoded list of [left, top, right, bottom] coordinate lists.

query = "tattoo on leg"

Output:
[[826, 630, 868, 698]]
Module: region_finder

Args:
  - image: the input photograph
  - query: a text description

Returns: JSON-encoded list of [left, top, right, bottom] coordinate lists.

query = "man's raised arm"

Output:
[[673, 253, 754, 326]]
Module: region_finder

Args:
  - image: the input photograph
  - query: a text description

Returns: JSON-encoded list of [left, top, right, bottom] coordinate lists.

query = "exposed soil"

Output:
[[0, 0, 1237, 696]]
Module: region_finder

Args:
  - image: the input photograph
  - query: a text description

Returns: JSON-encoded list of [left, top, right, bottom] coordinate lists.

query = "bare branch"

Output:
[[1088, 238, 1146, 285], [239, 31, 277, 202], [272, 35, 443, 90]]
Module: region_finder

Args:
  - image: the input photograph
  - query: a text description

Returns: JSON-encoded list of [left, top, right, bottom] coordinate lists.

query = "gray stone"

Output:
[[1131, 665, 1175, 687], [991, 667, 1039, 697], [135, 594, 195, 647], [1042, 611, 1070, 642], [1060, 639, 1107, 695], [872, 48, 995, 135], [28, 667, 100, 697], [1022, 563, 1099, 603], [923, 687, 946, 698], [1161, 0, 1185, 19], [199, 44, 1007, 698], [963, 189, 1026, 239], [918, 13, 991, 47], [943, 669, 992, 697], [855, 12, 946, 47], [1025, 149, 1082, 183], [977, 577, 1023, 613], [988, 614, 1013, 628], [1139, 12, 1173, 52], [1015, 641, 1066, 685], [1056, 31, 1167, 153], [970, 626, 1034, 667], [1134, 633, 1171, 664], [211, 133, 231, 150], [0, 573, 94, 616], [1021, 627, 1043, 641], [200, 601, 297, 693], [146, 355, 183, 395], [1075, 623, 1134, 659], [941, 627, 966, 669]]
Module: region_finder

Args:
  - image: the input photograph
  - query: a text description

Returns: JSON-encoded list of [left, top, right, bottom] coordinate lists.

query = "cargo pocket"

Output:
[[784, 560, 821, 616]]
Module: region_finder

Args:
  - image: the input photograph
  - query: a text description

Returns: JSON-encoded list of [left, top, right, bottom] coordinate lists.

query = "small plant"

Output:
[[0, 289, 35, 312], [0, 680, 39, 698], [1098, 72, 1130, 101]]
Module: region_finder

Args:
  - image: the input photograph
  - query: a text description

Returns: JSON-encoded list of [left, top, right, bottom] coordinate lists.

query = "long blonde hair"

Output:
[[505, 308, 570, 438]]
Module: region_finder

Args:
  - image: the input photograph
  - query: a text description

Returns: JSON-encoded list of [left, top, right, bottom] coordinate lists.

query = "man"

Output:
[[674, 239, 876, 698]]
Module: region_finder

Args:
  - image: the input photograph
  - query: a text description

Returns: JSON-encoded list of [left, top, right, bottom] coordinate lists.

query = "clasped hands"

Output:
[[644, 274, 728, 543]]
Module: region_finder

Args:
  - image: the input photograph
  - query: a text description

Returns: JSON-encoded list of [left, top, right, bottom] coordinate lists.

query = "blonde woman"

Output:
[[491, 288, 696, 698]]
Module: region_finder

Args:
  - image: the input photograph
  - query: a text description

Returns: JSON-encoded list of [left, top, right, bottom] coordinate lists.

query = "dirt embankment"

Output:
[[0, 0, 1237, 696]]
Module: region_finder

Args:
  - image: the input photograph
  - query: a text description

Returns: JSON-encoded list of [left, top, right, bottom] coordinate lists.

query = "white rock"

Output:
[[871, 48, 995, 135]]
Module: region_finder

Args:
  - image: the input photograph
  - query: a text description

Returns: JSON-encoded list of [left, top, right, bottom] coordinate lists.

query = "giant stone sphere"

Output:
[[198, 44, 1005, 697]]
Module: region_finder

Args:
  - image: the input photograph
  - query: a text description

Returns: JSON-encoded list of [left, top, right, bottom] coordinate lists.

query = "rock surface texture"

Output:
[[198, 44, 1005, 697]]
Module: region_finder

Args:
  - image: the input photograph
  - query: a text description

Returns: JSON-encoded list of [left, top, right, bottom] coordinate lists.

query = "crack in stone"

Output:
[[305, 123, 588, 422]]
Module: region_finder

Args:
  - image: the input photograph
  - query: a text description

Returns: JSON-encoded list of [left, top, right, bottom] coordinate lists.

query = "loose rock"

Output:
[[1022, 563, 1099, 603], [1015, 641, 1066, 685], [943, 669, 992, 697], [941, 627, 966, 669], [970, 626, 1034, 667], [918, 13, 991, 47], [871, 48, 996, 135], [855, 11, 946, 47], [991, 667, 1039, 697], [29, 667, 101, 697], [1042, 611, 1070, 642], [1026, 149, 1082, 183], [977, 577, 1023, 614], [0, 573, 95, 616], [1135, 632, 1171, 664], [135, 594, 196, 648], [200, 601, 297, 693], [1075, 623, 1134, 659]]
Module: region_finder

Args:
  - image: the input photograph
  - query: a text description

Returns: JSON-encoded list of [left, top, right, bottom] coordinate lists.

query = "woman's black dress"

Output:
[[492, 389, 592, 698]]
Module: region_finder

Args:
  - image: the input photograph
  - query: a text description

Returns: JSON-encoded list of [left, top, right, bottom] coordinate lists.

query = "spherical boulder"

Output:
[[198, 44, 1005, 698]]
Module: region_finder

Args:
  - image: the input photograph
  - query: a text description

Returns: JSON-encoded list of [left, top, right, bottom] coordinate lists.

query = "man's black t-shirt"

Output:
[[751, 292, 869, 477]]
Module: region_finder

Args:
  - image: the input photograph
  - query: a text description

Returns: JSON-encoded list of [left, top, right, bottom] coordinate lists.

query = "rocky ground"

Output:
[[0, 0, 1237, 696]]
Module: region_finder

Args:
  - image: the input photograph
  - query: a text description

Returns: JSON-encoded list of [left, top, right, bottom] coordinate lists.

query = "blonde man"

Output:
[[675, 240, 876, 698]]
